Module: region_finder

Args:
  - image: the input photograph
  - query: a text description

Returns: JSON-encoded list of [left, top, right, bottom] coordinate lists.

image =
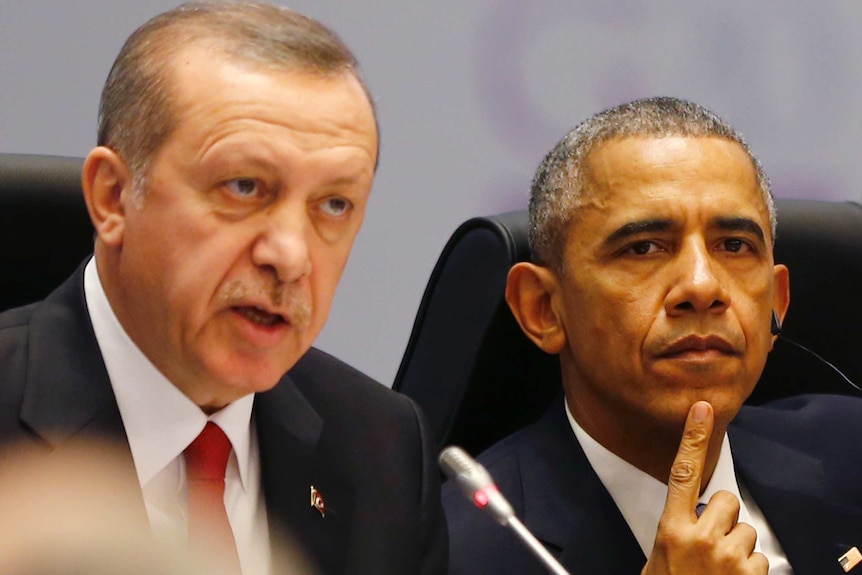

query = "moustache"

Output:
[[218, 279, 312, 329]]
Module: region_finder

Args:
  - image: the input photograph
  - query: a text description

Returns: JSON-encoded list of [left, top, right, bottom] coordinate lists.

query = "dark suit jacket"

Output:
[[444, 396, 862, 574], [0, 263, 447, 575]]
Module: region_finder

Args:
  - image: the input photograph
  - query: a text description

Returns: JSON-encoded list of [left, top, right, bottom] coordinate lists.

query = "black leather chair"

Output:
[[0, 154, 92, 311], [394, 200, 862, 456]]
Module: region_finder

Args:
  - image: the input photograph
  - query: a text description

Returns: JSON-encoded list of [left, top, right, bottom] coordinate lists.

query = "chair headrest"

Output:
[[0, 154, 91, 311]]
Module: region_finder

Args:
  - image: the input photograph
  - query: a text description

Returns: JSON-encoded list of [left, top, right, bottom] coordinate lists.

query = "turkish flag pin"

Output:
[[310, 485, 326, 518]]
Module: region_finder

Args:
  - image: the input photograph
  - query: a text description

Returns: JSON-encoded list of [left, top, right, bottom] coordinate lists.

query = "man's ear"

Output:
[[505, 262, 566, 354], [81, 146, 133, 247], [771, 263, 790, 344]]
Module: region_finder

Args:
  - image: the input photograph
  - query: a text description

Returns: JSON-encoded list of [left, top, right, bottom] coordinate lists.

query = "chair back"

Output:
[[0, 154, 91, 311]]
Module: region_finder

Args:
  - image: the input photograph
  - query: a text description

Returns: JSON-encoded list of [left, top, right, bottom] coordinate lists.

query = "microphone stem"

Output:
[[506, 516, 571, 575]]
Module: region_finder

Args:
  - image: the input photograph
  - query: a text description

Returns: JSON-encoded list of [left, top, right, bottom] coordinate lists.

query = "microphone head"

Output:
[[440, 447, 572, 575], [439, 445, 491, 489], [439, 445, 514, 524]]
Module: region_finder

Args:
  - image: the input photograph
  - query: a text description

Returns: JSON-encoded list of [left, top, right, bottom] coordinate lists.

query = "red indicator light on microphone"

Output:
[[473, 485, 499, 508], [473, 490, 489, 508]]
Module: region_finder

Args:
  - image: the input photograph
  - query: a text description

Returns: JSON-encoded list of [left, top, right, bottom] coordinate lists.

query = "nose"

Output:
[[664, 240, 729, 318], [250, 205, 312, 284]]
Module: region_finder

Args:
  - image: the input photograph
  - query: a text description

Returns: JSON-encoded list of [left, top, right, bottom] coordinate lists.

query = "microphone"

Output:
[[771, 310, 861, 394], [439, 446, 572, 575], [777, 334, 862, 394]]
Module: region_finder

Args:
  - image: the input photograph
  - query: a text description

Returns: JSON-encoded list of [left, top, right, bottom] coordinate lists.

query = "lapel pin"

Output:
[[839, 546, 862, 573], [310, 485, 326, 518]]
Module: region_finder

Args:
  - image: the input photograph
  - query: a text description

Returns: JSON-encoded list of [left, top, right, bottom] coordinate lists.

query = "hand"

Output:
[[641, 401, 768, 575]]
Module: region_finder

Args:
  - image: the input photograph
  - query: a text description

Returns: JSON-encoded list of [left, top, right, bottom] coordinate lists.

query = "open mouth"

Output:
[[234, 306, 286, 327]]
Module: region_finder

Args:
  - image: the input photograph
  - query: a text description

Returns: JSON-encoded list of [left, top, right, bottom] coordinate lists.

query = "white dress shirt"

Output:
[[565, 400, 792, 574], [84, 258, 271, 575]]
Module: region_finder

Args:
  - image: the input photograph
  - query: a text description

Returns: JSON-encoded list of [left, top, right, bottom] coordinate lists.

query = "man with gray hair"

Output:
[[444, 97, 862, 574], [0, 3, 446, 574]]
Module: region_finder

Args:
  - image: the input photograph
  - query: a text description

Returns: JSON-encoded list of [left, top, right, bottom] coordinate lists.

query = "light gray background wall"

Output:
[[2, 1, 861, 386]]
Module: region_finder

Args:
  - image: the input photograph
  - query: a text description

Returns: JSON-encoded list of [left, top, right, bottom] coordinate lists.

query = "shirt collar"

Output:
[[565, 398, 758, 557], [83, 258, 255, 491]]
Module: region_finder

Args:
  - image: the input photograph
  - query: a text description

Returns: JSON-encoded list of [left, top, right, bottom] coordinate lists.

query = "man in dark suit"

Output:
[[0, 3, 446, 574], [444, 97, 862, 574]]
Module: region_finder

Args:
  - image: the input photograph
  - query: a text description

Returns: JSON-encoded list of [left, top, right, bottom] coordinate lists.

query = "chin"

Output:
[[688, 389, 747, 425], [711, 397, 747, 424], [238, 364, 291, 391], [196, 334, 313, 393], [650, 387, 746, 427], [206, 357, 294, 397]]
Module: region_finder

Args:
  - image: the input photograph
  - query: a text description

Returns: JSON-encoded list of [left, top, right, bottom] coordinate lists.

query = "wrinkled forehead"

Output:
[[162, 44, 378, 145], [573, 136, 771, 233], [584, 134, 755, 180], [582, 136, 761, 199]]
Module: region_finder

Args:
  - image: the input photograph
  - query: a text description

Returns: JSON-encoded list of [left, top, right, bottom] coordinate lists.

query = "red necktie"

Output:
[[184, 422, 242, 573]]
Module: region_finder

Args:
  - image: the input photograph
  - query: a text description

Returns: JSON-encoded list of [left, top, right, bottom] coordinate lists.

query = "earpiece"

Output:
[[770, 310, 782, 336]]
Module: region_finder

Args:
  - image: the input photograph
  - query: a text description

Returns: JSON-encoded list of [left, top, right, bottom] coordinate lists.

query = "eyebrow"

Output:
[[325, 174, 368, 187], [604, 219, 674, 245], [603, 216, 767, 247], [713, 216, 766, 244]]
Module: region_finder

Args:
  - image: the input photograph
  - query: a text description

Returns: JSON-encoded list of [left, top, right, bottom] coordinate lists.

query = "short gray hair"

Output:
[[529, 96, 774, 272], [98, 0, 375, 190]]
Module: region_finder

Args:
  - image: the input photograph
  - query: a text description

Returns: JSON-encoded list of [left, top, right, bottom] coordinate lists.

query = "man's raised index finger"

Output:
[[663, 401, 713, 519]]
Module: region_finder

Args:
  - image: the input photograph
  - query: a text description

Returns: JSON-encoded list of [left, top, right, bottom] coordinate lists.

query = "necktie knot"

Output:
[[185, 422, 232, 481]]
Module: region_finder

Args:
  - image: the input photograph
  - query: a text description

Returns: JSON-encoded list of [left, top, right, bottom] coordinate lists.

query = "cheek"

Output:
[[145, 234, 251, 333], [582, 283, 656, 336], [167, 235, 242, 288], [737, 276, 776, 337], [307, 245, 352, 318]]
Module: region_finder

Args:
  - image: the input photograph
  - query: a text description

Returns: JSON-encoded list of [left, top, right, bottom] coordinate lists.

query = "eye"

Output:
[[626, 241, 661, 256], [721, 238, 751, 253], [320, 197, 352, 217], [224, 178, 260, 198]]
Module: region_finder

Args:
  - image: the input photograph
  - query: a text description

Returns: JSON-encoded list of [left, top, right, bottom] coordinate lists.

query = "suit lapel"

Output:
[[19, 263, 126, 445], [255, 377, 354, 574], [17, 262, 145, 521], [731, 425, 862, 575], [520, 402, 645, 574]]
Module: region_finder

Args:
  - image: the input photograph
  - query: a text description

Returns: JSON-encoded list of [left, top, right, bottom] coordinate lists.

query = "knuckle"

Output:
[[710, 490, 742, 519], [652, 523, 708, 552], [752, 552, 770, 571], [652, 523, 683, 550], [716, 554, 740, 571], [735, 521, 756, 539], [712, 490, 740, 509], [708, 544, 746, 571], [668, 458, 699, 485], [682, 421, 710, 445], [691, 533, 713, 553], [710, 537, 764, 573]]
